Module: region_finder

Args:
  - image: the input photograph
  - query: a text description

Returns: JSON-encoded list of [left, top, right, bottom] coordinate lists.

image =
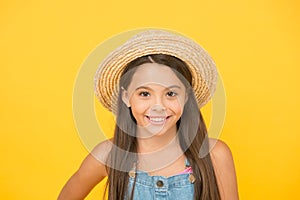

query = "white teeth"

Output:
[[149, 117, 165, 122]]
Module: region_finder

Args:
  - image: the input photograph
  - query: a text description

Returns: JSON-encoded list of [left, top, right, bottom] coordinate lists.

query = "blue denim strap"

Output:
[[185, 158, 191, 167]]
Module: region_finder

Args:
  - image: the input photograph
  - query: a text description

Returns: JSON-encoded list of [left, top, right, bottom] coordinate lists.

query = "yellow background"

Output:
[[1, 0, 299, 199]]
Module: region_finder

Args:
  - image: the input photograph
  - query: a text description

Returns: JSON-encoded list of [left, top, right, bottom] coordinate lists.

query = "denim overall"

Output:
[[126, 159, 195, 200]]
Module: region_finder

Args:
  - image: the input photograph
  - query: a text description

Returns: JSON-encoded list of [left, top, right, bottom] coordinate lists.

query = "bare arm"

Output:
[[209, 139, 239, 200], [58, 140, 112, 200]]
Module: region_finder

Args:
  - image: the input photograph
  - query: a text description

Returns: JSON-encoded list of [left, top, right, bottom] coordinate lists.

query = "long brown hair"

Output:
[[103, 54, 220, 200]]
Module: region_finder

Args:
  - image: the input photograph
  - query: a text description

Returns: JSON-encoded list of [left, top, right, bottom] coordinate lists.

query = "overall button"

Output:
[[156, 180, 164, 187]]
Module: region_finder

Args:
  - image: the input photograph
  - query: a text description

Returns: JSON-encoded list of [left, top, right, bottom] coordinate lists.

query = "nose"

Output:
[[151, 104, 166, 112], [150, 94, 166, 113]]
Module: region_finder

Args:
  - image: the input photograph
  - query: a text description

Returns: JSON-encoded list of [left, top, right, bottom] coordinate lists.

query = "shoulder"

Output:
[[77, 138, 113, 178], [208, 138, 235, 174], [208, 138, 233, 162], [208, 138, 239, 199], [90, 138, 114, 165]]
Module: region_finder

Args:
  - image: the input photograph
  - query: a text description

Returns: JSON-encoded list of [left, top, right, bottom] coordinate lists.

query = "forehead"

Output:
[[128, 63, 185, 90]]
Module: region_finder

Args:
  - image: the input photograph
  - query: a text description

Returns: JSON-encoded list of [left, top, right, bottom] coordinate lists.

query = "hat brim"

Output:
[[94, 29, 218, 112]]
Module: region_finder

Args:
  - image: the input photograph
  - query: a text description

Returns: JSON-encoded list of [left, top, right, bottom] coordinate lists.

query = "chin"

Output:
[[146, 124, 177, 137]]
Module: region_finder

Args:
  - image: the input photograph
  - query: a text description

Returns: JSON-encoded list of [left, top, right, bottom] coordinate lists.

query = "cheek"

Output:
[[173, 96, 186, 108], [168, 100, 185, 114], [130, 99, 149, 114], [130, 103, 150, 126]]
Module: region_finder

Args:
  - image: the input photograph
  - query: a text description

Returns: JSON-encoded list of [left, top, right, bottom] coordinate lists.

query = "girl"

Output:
[[58, 29, 239, 200]]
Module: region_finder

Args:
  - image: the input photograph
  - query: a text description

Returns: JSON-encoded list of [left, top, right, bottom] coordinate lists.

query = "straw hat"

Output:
[[94, 29, 218, 112]]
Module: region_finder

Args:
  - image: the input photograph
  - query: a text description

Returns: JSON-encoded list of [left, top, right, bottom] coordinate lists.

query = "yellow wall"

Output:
[[1, 0, 299, 199]]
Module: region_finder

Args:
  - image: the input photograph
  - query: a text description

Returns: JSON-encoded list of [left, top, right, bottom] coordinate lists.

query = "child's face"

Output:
[[122, 63, 187, 136]]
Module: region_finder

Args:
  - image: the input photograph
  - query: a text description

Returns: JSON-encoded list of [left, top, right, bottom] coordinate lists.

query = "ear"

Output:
[[184, 92, 189, 104], [121, 87, 131, 107]]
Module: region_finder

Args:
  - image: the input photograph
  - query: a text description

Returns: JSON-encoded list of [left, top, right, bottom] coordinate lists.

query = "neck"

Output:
[[136, 125, 178, 153], [135, 125, 184, 172]]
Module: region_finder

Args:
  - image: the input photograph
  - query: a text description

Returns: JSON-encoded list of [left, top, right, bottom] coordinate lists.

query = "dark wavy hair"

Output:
[[103, 54, 221, 200]]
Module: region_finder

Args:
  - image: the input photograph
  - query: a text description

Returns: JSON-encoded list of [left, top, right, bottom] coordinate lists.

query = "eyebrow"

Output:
[[135, 85, 181, 91]]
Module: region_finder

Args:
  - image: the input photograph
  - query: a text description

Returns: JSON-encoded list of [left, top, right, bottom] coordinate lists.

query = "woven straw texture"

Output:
[[94, 29, 218, 112]]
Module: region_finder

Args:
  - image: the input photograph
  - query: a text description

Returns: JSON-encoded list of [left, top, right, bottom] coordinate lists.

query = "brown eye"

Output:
[[139, 91, 150, 97], [167, 91, 177, 97]]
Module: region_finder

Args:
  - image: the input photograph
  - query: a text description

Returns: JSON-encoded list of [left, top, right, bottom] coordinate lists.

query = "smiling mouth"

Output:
[[145, 116, 171, 124]]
